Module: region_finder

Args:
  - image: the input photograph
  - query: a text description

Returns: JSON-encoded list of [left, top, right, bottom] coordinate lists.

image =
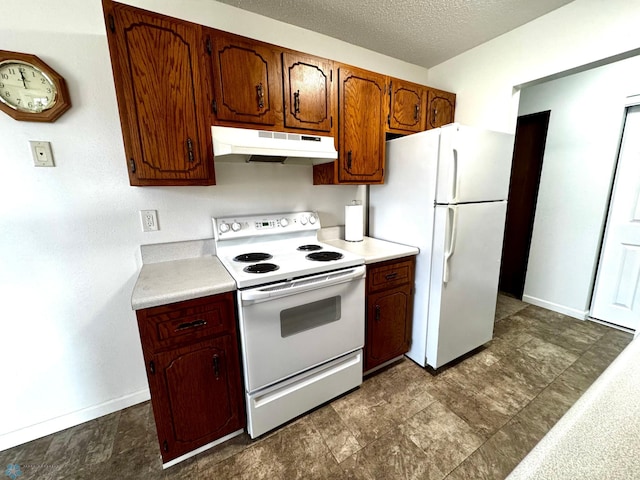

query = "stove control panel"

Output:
[[213, 211, 321, 240]]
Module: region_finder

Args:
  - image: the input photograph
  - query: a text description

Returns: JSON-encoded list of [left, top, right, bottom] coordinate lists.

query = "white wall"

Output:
[[428, 0, 640, 133], [518, 58, 640, 317], [428, 0, 640, 319], [0, 0, 429, 450]]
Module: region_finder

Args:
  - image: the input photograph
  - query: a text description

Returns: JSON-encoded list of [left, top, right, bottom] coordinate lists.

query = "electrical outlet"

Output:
[[140, 210, 159, 232]]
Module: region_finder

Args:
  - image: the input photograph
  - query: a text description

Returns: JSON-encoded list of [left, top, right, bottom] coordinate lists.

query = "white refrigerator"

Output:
[[369, 123, 514, 369]]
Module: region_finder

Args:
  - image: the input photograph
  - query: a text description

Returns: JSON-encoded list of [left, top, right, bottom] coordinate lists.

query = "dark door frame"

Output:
[[499, 111, 551, 299]]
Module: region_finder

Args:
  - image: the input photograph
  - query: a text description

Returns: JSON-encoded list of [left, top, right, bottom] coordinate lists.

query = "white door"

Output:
[[427, 201, 507, 368], [590, 105, 640, 331], [436, 124, 514, 204]]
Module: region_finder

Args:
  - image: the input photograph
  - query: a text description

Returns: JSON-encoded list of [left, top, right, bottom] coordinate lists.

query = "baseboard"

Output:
[[522, 295, 589, 320], [0, 389, 151, 452], [162, 429, 244, 469]]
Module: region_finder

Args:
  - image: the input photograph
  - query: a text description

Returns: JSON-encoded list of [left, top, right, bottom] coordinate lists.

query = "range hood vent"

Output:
[[212, 126, 337, 165]]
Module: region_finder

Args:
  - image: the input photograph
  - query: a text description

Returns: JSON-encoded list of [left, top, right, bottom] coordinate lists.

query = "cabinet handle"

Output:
[[107, 14, 115, 33], [129, 158, 136, 173], [293, 90, 300, 114], [385, 272, 398, 280], [213, 354, 220, 379], [174, 319, 207, 332], [186, 137, 194, 162], [256, 83, 265, 109], [163, 440, 169, 452], [433, 108, 438, 124], [149, 360, 155, 375], [414, 104, 420, 122], [347, 150, 352, 170], [375, 305, 381, 322]]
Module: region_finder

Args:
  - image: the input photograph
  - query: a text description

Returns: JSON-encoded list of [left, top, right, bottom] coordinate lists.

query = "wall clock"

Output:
[[0, 50, 71, 122]]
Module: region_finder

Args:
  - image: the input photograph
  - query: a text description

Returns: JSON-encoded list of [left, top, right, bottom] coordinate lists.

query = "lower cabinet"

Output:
[[135, 292, 245, 464], [365, 256, 415, 372]]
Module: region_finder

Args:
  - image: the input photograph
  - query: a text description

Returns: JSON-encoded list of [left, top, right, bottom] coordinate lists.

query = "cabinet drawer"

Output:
[[367, 257, 415, 292], [137, 292, 236, 351]]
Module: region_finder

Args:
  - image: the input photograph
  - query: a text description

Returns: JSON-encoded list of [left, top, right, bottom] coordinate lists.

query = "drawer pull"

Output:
[[385, 272, 398, 280], [175, 319, 207, 332]]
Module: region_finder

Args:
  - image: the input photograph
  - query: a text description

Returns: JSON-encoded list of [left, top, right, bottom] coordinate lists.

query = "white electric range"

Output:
[[213, 211, 366, 438]]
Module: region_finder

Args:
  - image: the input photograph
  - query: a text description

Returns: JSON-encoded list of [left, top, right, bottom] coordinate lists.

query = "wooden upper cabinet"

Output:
[[336, 65, 387, 184], [103, 0, 215, 186], [282, 52, 334, 133], [209, 32, 282, 127], [388, 78, 427, 133], [426, 88, 456, 129]]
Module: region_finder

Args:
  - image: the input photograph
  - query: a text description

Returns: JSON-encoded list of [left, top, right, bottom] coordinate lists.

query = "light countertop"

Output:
[[131, 256, 235, 310], [131, 235, 418, 310], [508, 335, 640, 479], [323, 235, 419, 264]]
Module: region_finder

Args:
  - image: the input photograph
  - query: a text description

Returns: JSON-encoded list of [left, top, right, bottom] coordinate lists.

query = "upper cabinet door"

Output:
[[282, 52, 334, 133], [427, 88, 456, 129], [104, 1, 214, 186], [337, 65, 387, 184], [210, 32, 282, 127], [388, 79, 427, 133]]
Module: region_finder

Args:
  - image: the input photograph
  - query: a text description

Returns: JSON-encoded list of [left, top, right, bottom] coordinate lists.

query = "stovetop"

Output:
[[213, 211, 364, 289]]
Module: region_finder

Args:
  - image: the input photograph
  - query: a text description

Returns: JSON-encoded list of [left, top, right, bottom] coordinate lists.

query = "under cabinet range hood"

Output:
[[211, 126, 337, 164]]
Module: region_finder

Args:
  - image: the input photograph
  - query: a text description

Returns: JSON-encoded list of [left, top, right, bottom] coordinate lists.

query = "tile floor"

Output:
[[1, 296, 633, 479]]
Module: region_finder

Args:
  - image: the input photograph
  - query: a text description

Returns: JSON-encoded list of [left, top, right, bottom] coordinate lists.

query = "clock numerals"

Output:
[[0, 51, 70, 121], [0, 61, 57, 112]]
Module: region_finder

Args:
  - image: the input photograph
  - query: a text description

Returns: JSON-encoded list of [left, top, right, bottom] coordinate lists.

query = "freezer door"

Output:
[[435, 124, 514, 204], [427, 201, 507, 369]]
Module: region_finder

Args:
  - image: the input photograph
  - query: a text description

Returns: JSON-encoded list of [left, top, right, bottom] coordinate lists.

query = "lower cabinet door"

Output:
[[147, 335, 245, 463], [365, 285, 412, 371]]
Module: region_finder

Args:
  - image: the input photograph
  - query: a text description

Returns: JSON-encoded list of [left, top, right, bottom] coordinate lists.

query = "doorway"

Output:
[[499, 111, 550, 299]]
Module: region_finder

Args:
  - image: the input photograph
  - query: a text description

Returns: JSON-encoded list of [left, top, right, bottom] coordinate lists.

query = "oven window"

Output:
[[280, 296, 341, 338]]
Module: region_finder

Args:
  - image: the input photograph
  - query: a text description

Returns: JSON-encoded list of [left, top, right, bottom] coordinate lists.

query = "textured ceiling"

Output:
[[214, 0, 575, 68]]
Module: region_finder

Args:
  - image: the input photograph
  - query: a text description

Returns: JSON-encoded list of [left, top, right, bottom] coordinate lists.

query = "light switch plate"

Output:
[[30, 141, 55, 167]]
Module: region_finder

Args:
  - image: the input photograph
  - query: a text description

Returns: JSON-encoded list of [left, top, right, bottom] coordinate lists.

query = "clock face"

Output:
[[0, 61, 58, 113]]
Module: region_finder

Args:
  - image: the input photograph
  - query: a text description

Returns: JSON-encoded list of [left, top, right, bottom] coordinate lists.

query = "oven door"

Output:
[[237, 265, 366, 393]]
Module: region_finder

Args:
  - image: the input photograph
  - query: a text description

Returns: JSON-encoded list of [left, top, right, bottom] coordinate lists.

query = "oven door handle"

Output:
[[240, 265, 365, 305]]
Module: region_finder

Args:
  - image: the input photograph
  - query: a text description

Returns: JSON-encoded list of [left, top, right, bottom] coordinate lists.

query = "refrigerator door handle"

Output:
[[443, 205, 458, 284], [450, 148, 459, 203]]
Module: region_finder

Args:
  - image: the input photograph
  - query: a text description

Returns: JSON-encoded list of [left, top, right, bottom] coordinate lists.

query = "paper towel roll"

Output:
[[345, 202, 364, 242]]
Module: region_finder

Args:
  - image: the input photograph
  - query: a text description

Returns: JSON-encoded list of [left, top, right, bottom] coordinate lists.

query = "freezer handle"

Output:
[[443, 205, 458, 284]]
